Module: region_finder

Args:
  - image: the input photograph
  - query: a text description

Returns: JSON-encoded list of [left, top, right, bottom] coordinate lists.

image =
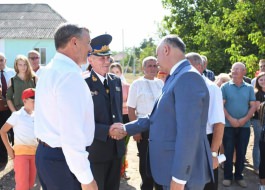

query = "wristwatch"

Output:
[[212, 152, 218, 157]]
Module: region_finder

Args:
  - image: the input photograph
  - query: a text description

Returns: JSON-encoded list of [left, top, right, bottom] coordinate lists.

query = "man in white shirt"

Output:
[[0, 52, 15, 170], [186, 52, 225, 190], [34, 23, 97, 190], [127, 56, 163, 190], [27, 50, 44, 77]]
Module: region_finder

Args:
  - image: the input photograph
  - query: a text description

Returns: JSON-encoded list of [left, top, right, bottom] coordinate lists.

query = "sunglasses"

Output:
[[29, 57, 40, 61]]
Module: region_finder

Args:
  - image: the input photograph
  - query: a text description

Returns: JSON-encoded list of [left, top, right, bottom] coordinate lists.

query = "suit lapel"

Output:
[[108, 74, 115, 101], [162, 60, 190, 92], [90, 70, 109, 98]]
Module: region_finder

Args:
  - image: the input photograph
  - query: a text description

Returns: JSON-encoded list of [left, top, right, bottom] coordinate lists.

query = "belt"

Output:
[[37, 139, 62, 149]]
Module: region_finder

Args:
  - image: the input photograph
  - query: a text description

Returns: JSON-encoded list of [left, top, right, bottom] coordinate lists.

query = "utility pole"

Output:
[[122, 29, 125, 70], [133, 47, 136, 76]]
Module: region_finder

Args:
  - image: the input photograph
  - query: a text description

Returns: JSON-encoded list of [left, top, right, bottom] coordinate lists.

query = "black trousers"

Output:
[[90, 158, 122, 190], [204, 133, 218, 190], [0, 110, 11, 165], [36, 143, 81, 190], [137, 132, 163, 190]]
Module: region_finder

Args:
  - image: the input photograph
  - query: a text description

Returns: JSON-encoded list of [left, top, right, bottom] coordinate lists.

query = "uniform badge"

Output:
[[106, 89, 110, 94], [115, 87, 121, 91], [92, 75, 97, 82]]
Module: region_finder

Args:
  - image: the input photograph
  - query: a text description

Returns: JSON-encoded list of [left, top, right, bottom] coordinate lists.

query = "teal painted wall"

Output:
[[4, 39, 55, 68]]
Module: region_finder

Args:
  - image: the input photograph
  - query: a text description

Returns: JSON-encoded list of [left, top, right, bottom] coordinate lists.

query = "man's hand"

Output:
[[109, 123, 127, 140], [133, 133, 142, 143], [170, 180, 184, 190], [212, 157, 219, 169], [229, 118, 240, 128], [81, 180, 98, 190], [237, 118, 247, 127]]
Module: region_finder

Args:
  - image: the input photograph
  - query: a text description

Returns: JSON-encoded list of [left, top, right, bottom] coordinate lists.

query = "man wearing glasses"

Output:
[[28, 50, 44, 77]]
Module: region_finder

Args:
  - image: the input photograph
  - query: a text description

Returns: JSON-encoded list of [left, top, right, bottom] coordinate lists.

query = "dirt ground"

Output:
[[0, 127, 260, 190]]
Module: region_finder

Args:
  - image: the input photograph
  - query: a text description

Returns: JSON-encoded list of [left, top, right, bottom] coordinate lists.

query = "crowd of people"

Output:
[[0, 22, 265, 190]]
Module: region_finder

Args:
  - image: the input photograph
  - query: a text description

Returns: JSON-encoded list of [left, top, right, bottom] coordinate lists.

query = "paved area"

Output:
[[0, 127, 260, 190]]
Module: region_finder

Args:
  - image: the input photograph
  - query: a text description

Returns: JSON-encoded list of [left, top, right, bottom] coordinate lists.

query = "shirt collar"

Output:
[[21, 107, 34, 117], [53, 52, 82, 74], [2, 66, 10, 72], [202, 74, 207, 81], [229, 80, 246, 87], [93, 71, 107, 84], [170, 59, 187, 75]]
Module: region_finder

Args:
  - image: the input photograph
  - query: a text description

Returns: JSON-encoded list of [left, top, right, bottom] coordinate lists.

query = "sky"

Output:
[[0, 0, 167, 52]]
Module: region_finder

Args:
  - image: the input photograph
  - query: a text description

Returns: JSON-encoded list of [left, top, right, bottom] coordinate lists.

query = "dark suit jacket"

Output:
[[126, 60, 213, 188], [85, 70, 125, 162]]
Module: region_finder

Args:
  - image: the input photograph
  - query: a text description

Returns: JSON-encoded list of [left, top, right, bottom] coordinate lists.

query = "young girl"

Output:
[[6, 55, 37, 112], [0, 88, 37, 190], [255, 72, 265, 190]]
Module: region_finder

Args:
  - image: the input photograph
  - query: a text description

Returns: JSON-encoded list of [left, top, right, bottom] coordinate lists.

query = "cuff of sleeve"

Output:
[[172, 177, 187, 184], [76, 168, 94, 184], [122, 124, 126, 132]]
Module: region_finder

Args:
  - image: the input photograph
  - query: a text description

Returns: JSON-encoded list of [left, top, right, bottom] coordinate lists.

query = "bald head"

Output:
[[231, 62, 246, 81], [231, 62, 246, 71], [160, 34, 186, 53], [156, 34, 186, 73]]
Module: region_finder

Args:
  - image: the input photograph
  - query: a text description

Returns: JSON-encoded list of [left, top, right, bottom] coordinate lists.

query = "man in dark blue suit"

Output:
[[115, 35, 213, 190], [85, 34, 125, 190]]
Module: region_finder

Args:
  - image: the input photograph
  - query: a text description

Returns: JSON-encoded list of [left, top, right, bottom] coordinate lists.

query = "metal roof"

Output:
[[0, 4, 67, 39]]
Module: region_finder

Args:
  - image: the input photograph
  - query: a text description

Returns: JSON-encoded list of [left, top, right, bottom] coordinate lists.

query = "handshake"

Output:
[[109, 123, 127, 140]]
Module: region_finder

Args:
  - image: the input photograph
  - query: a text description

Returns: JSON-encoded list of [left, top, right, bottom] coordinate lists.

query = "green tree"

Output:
[[160, 0, 265, 77]]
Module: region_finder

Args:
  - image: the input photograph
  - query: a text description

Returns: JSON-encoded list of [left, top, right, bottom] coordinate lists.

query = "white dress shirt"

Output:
[[251, 77, 256, 87], [203, 75, 225, 135], [0, 66, 15, 86], [35, 65, 45, 77], [34, 52, 95, 184]]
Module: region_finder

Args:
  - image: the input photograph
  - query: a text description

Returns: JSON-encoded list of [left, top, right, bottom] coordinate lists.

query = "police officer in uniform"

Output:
[[85, 34, 125, 190]]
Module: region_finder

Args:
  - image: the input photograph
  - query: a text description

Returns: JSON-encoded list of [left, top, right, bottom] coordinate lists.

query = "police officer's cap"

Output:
[[89, 34, 112, 56]]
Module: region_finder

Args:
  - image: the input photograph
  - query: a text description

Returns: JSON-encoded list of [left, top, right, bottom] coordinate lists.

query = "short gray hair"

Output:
[[142, 56, 157, 67], [161, 34, 186, 53], [28, 50, 40, 57], [186, 52, 203, 66]]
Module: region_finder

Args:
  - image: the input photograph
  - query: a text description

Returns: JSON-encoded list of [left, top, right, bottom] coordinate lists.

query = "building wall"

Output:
[[0, 40, 5, 53], [3, 39, 55, 68]]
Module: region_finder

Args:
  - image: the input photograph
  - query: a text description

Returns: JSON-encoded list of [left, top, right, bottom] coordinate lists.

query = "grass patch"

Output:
[[124, 73, 142, 84]]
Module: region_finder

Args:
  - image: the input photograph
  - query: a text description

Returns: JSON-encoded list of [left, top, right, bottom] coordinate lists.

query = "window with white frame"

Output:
[[34, 48, 46, 65]]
